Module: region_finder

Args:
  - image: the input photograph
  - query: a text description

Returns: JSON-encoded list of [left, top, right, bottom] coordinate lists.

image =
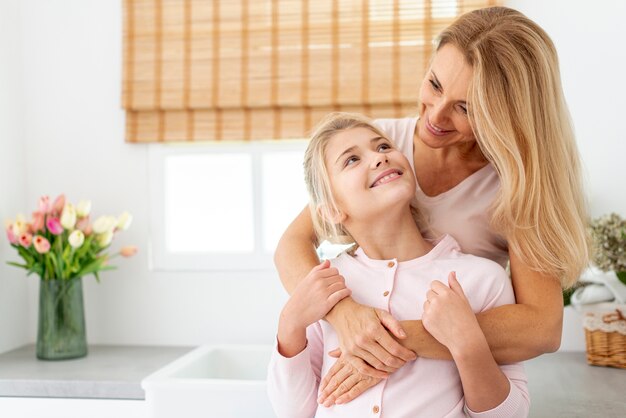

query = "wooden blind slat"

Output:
[[122, 0, 499, 142]]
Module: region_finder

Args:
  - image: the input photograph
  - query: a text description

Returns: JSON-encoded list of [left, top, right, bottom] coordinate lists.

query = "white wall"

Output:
[[0, 0, 29, 353], [18, 0, 287, 348], [4, 0, 624, 350]]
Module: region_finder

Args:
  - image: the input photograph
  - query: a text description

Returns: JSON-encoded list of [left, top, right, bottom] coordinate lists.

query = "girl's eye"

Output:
[[345, 156, 359, 166], [429, 79, 441, 91], [377, 143, 391, 152], [458, 105, 468, 115]]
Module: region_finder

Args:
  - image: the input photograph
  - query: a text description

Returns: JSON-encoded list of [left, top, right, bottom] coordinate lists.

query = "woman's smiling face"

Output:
[[417, 44, 476, 149], [324, 127, 415, 223]]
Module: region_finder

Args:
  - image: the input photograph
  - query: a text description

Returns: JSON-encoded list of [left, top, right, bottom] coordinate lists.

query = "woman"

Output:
[[268, 113, 528, 417], [274, 6, 589, 405]]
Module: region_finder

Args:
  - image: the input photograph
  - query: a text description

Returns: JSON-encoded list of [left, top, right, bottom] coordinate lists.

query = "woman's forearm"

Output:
[[400, 300, 562, 363], [274, 207, 320, 294], [402, 253, 564, 363]]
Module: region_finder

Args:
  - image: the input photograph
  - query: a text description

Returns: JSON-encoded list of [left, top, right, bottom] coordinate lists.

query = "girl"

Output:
[[267, 113, 529, 417]]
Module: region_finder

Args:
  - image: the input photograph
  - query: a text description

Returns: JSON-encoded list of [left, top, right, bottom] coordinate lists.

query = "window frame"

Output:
[[148, 140, 309, 272]]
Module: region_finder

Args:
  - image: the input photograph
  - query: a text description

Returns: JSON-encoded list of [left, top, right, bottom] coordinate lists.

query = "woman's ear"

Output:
[[317, 204, 346, 225]]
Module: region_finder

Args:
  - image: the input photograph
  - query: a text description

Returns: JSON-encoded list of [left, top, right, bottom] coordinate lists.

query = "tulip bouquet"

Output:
[[5, 194, 137, 281]]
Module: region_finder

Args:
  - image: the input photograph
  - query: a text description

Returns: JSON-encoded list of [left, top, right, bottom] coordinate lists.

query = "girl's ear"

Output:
[[317, 204, 346, 225]]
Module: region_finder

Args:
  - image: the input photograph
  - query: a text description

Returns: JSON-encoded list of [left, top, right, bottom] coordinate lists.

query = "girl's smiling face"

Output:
[[324, 127, 416, 223]]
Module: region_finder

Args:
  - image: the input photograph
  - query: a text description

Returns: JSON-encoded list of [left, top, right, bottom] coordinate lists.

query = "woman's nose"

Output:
[[429, 99, 449, 124]]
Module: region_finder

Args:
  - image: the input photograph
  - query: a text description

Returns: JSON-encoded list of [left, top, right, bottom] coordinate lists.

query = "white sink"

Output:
[[142, 344, 275, 418]]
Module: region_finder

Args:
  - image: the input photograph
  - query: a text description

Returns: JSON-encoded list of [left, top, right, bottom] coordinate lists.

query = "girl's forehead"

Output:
[[331, 127, 381, 147], [325, 127, 382, 160]]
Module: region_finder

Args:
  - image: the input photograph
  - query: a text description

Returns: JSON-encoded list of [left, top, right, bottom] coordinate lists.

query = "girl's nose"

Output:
[[373, 155, 388, 169]]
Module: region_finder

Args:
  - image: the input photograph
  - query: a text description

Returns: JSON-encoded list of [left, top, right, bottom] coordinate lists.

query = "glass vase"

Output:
[[36, 277, 88, 360]]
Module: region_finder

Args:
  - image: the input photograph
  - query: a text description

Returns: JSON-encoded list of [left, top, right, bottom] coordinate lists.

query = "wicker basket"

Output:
[[583, 304, 626, 369]]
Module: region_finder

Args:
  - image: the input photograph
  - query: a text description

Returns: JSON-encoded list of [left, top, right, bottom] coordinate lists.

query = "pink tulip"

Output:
[[120, 246, 138, 257], [75, 216, 90, 232], [19, 232, 33, 247], [6, 224, 18, 244], [38, 196, 51, 213], [33, 235, 51, 254], [46, 217, 64, 235], [51, 194, 66, 215], [31, 211, 45, 233]]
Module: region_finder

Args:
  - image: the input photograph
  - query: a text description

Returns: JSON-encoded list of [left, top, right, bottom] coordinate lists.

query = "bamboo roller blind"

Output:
[[123, 0, 498, 142]]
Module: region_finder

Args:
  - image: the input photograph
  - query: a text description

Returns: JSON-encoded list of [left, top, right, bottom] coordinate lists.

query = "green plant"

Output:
[[590, 212, 626, 286]]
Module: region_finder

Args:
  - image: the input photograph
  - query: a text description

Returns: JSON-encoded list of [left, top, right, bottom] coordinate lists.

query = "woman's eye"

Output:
[[458, 105, 468, 115], [429, 79, 441, 91], [377, 143, 391, 152]]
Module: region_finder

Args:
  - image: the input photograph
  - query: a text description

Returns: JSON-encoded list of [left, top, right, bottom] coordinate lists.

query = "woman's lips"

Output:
[[425, 118, 454, 137]]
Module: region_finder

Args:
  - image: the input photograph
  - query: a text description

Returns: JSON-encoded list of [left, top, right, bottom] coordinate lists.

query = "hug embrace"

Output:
[[269, 6, 589, 418]]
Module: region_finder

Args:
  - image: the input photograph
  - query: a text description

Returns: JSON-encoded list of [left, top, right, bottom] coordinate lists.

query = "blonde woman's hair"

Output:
[[303, 112, 420, 245], [434, 6, 589, 287]]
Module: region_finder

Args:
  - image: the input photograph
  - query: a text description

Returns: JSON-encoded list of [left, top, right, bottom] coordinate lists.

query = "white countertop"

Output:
[[0, 344, 192, 400], [525, 352, 625, 418], [0, 346, 624, 417]]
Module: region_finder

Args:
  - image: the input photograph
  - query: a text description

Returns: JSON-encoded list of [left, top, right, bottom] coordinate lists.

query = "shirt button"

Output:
[[373, 405, 380, 414], [387, 261, 395, 268], [383, 291, 390, 297]]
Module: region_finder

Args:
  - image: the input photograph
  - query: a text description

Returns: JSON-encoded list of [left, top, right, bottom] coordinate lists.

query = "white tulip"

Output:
[[68, 230, 85, 248], [117, 211, 133, 230], [93, 216, 117, 234], [12, 219, 28, 236], [76, 200, 92, 217], [60, 204, 77, 229], [96, 230, 114, 247]]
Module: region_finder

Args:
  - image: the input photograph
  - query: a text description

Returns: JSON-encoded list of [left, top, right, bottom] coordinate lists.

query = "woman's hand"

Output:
[[317, 353, 382, 407], [325, 301, 417, 376], [422, 272, 483, 355]]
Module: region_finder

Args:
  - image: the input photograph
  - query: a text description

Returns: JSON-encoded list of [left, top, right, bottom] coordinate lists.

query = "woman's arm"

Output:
[[274, 206, 320, 294], [274, 207, 415, 371], [400, 250, 563, 363]]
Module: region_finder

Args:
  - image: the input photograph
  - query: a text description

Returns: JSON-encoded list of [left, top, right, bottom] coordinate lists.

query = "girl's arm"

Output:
[[268, 323, 325, 418], [274, 206, 416, 370], [277, 260, 351, 357], [268, 261, 351, 418], [318, 253, 563, 403], [422, 273, 529, 416]]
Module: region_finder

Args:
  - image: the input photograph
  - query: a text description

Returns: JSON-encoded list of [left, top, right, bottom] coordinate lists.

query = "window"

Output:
[[149, 141, 309, 271]]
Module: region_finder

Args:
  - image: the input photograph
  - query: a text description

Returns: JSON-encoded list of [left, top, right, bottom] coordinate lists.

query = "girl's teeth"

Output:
[[375, 172, 398, 186]]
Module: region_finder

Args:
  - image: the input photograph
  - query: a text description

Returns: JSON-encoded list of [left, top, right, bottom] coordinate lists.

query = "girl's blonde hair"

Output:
[[303, 112, 420, 245], [434, 6, 589, 287]]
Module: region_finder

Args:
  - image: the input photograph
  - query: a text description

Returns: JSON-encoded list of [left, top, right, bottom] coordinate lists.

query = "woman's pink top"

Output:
[[267, 236, 529, 417], [374, 117, 509, 268]]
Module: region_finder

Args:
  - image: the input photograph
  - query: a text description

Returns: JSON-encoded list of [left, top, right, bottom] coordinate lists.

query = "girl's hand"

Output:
[[317, 353, 382, 407], [281, 260, 352, 331], [326, 302, 417, 376], [422, 272, 482, 355]]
